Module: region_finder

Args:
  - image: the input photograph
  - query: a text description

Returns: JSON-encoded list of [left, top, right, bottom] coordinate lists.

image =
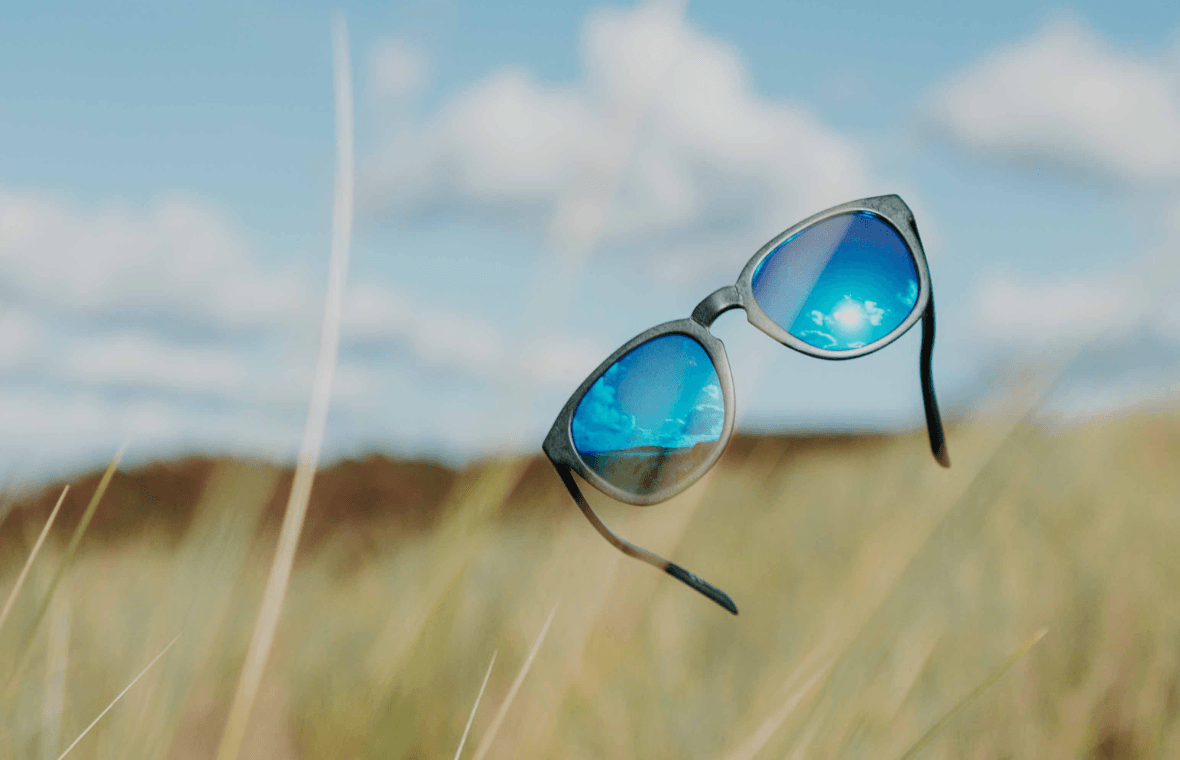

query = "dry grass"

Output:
[[0, 401, 1177, 758]]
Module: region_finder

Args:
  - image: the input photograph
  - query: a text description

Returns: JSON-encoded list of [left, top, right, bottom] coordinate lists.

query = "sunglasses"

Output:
[[542, 194, 950, 615]]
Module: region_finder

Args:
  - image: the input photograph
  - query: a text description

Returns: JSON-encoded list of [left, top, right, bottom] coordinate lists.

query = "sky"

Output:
[[1, 0, 1178, 483]]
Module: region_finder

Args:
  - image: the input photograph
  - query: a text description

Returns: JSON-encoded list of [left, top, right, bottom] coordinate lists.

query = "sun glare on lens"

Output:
[[751, 211, 920, 351], [833, 301, 865, 330]]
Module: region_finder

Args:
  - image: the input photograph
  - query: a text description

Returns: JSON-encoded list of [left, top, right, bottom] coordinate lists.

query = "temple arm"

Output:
[[550, 460, 738, 615], [920, 293, 951, 468]]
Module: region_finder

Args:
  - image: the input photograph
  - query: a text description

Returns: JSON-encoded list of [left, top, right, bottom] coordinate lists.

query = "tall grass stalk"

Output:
[[4, 448, 122, 699], [470, 603, 558, 760], [54, 633, 181, 760], [825, 357, 1074, 669], [366, 459, 530, 684], [214, 15, 353, 760], [720, 655, 834, 760], [453, 651, 498, 760], [893, 627, 1048, 760], [40, 589, 70, 760], [0, 486, 68, 636]]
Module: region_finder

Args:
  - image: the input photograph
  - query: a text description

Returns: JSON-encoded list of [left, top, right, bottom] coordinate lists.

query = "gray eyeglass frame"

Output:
[[542, 194, 949, 616]]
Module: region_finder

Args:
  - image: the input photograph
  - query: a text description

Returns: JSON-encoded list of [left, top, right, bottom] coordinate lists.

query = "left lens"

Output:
[[751, 211, 920, 351], [571, 333, 724, 498]]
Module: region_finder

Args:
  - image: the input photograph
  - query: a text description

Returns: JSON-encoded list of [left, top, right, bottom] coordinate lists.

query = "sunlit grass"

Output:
[[1, 397, 1177, 758]]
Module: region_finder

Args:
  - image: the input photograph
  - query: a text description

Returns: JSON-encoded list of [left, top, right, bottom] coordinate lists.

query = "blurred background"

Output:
[[1, 0, 1178, 758]]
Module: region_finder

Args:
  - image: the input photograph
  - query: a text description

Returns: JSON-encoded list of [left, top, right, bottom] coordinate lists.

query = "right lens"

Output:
[[571, 334, 724, 497], [751, 211, 920, 352]]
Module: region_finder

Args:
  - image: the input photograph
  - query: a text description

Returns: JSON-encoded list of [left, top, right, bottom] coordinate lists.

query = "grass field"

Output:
[[1, 394, 1179, 759]]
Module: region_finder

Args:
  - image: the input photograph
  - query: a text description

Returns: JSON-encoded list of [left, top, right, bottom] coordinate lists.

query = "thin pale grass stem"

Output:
[[4, 447, 123, 699], [469, 603, 558, 760], [452, 651, 498, 760], [784, 710, 823, 760], [892, 628, 1048, 760], [887, 630, 944, 724], [720, 651, 835, 760], [41, 598, 70, 760], [0, 485, 69, 635], [54, 633, 181, 760], [816, 353, 1078, 689], [764, 356, 1075, 756], [214, 16, 353, 760], [368, 460, 530, 683]]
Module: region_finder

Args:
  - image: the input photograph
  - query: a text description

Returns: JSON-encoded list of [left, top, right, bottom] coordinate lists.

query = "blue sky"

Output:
[[1, 0, 1178, 482]]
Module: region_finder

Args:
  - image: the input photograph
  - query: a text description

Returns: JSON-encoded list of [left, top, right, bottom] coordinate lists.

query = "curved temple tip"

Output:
[[935, 443, 951, 469], [666, 563, 738, 615]]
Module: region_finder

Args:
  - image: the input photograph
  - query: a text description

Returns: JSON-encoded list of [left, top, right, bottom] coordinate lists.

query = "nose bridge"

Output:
[[691, 285, 745, 328]]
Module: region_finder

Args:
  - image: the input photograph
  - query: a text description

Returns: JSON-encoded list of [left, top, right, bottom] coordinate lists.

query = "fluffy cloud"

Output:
[[60, 332, 251, 393], [974, 274, 1145, 354], [362, 1, 871, 252], [970, 224, 1180, 433], [372, 39, 430, 100], [342, 281, 612, 391], [0, 179, 616, 480], [0, 190, 312, 331], [0, 389, 303, 483], [0, 308, 42, 368], [926, 18, 1180, 183]]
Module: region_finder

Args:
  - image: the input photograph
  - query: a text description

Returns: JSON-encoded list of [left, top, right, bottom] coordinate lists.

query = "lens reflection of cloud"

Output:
[[900, 280, 918, 309], [572, 335, 724, 454], [797, 329, 839, 348], [803, 295, 894, 349], [864, 300, 885, 326]]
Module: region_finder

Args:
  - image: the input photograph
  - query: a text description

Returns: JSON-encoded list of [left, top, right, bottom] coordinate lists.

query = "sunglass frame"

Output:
[[543, 194, 934, 509]]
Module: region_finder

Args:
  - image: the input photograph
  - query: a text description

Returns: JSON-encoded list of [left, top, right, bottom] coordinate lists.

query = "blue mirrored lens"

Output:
[[572, 334, 724, 497], [751, 211, 920, 351]]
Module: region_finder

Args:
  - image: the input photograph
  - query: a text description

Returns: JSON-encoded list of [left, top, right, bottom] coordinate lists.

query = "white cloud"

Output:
[[974, 274, 1145, 354], [343, 282, 508, 372], [926, 18, 1180, 183], [60, 332, 251, 394], [372, 39, 430, 99], [47, 328, 379, 409], [0, 309, 42, 368], [0, 189, 312, 330], [342, 281, 611, 391], [362, 1, 872, 252], [0, 389, 303, 482], [1037, 369, 1180, 426], [518, 334, 611, 388]]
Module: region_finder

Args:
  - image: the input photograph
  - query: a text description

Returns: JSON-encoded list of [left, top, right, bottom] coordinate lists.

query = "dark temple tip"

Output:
[[935, 444, 951, 468], [666, 563, 738, 615]]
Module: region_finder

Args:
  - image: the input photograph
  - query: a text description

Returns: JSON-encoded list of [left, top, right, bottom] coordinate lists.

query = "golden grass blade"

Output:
[[892, 628, 1048, 760], [823, 357, 1074, 673], [214, 15, 353, 760], [469, 603, 558, 760], [766, 358, 1071, 755], [367, 460, 530, 683], [4, 447, 123, 697], [41, 593, 70, 760], [128, 462, 281, 760], [720, 654, 835, 760], [452, 651, 498, 760], [0, 485, 69, 635], [54, 633, 180, 760], [784, 710, 823, 760]]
